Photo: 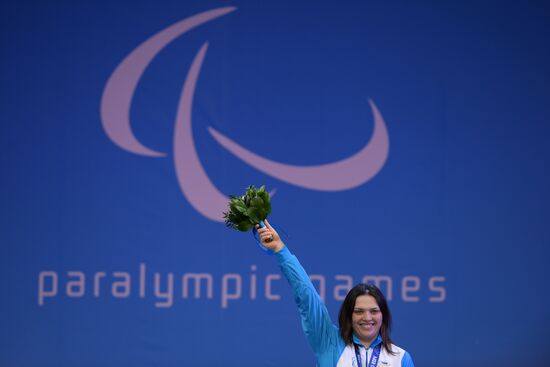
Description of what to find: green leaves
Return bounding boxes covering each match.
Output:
[223,185,272,232]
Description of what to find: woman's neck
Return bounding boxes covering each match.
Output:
[359,335,376,348]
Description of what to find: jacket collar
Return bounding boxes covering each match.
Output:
[352,333,382,349]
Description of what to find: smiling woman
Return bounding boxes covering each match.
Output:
[256,220,414,367]
[339,285,395,358]
[351,295,383,345]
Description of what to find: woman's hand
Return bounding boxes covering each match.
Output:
[256,219,285,253]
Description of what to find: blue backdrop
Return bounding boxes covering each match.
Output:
[1,1,549,366]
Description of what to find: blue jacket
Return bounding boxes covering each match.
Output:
[275,246,415,367]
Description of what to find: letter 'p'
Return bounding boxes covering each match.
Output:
[38,271,58,306]
[221,274,242,308]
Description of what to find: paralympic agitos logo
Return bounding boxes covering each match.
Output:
[100,7,390,222]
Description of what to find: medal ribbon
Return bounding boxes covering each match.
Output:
[354,343,381,367]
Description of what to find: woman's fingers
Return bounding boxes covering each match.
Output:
[255,225,272,243]
[255,221,279,245]
[254,220,284,253]
[258,227,274,243]
[263,219,278,239]
[260,231,273,243]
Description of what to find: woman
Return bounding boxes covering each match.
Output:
[257,220,415,367]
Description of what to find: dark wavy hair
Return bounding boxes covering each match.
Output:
[338,283,395,354]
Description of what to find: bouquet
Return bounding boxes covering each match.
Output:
[223,185,272,232]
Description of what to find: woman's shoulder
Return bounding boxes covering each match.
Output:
[381,344,407,360]
[382,344,414,367]
[389,343,407,354]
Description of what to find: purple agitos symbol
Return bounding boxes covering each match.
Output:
[100,7,390,222]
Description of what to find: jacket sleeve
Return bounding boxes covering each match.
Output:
[275,246,339,354]
[401,351,414,367]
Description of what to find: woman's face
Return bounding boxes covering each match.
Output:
[352,294,383,346]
